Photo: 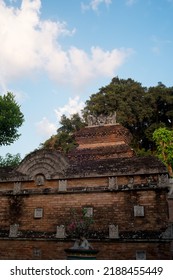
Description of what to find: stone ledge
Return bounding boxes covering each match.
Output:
[0,184,168,197]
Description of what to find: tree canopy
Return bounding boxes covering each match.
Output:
[153,127,173,177]
[0,92,24,146]
[0,153,22,167]
[42,113,85,153]
[42,77,173,162]
[83,77,173,151]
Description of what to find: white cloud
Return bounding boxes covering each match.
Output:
[81,0,112,11]
[0,0,131,90]
[64,46,132,88]
[55,96,85,121]
[35,117,57,137]
[36,96,84,137]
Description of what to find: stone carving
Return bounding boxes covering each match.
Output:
[34,208,43,218]
[158,174,169,187]
[71,236,93,250]
[58,180,67,191]
[13,182,21,194]
[9,224,19,238]
[35,174,45,186]
[109,224,119,239]
[134,205,144,217]
[56,225,66,238]
[87,112,116,127]
[136,251,146,260]
[108,177,117,189]
[87,115,97,126]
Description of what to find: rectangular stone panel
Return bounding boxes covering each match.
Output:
[56,225,65,238]
[9,224,19,238]
[136,250,146,260]
[58,180,67,191]
[109,224,119,239]
[13,182,21,194]
[159,174,169,187]
[108,177,118,190]
[34,208,43,218]
[33,248,42,257]
[134,205,144,217]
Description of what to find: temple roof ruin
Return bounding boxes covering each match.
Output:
[0,121,168,182]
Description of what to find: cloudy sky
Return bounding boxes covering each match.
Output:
[0,0,173,158]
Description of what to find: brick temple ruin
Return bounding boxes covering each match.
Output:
[0,113,172,259]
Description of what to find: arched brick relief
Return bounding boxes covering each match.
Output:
[16,149,69,179]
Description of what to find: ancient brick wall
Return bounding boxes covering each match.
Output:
[0,187,168,234]
[0,125,171,260]
[75,125,133,146]
[0,239,170,260]
[68,124,134,161]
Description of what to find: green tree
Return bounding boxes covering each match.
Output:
[0,153,22,167]
[145,83,173,142]
[0,92,24,145]
[83,77,173,152]
[42,77,173,155]
[83,77,152,150]
[42,113,85,153]
[153,127,173,176]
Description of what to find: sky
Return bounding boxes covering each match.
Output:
[0,0,173,159]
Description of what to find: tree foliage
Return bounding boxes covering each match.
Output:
[83,77,173,151]
[153,127,173,176]
[0,92,24,146]
[42,77,173,158]
[42,113,85,153]
[0,153,22,167]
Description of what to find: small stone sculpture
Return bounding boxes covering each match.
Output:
[87,112,116,126]
[71,236,93,250]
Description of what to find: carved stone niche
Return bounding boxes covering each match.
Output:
[56,225,66,238]
[109,224,119,239]
[134,205,144,217]
[35,174,45,186]
[58,180,67,192]
[9,224,19,238]
[13,182,21,194]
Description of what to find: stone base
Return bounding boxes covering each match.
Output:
[65,248,99,260]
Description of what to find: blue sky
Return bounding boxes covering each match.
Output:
[0,0,173,159]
